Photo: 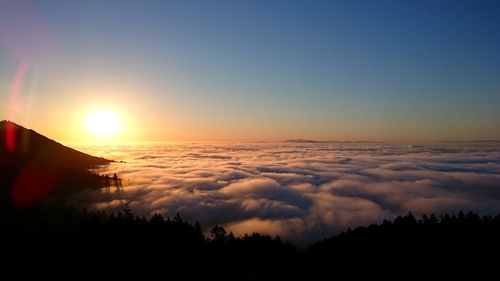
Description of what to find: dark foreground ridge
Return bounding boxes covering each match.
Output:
[0,120,110,168]
[2,205,499,279]
[0,121,112,207]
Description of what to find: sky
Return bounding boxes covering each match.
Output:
[1,0,499,142]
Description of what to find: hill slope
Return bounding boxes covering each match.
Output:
[0,120,110,169]
[0,121,111,207]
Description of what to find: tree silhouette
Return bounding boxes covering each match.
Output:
[122,204,134,221]
[210,225,227,242]
[150,212,165,225]
[2,203,499,278]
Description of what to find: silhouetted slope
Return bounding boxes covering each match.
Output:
[0,120,110,169]
[0,121,111,207]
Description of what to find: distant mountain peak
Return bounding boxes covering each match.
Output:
[284,139,321,143]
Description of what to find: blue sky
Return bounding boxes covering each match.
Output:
[1,0,499,141]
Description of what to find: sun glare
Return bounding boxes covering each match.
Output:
[85,110,122,137]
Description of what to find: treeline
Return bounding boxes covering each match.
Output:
[304,211,500,278]
[310,210,500,253]
[1,204,295,279]
[2,206,500,278]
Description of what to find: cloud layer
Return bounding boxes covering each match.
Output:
[73,142,500,244]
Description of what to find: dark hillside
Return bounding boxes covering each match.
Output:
[0,121,111,207]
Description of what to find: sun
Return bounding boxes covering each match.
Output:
[85,110,123,137]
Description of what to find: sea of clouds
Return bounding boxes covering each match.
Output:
[73,142,500,245]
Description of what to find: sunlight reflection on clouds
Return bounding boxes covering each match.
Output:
[74,142,500,244]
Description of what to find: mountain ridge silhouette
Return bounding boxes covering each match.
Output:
[0,120,112,207]
[0,120,110,169]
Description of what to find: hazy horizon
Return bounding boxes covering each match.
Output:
[5,119,500,145]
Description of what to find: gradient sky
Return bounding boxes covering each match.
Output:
[1,0,499,142]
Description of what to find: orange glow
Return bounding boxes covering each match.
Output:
[85,109,123,138]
